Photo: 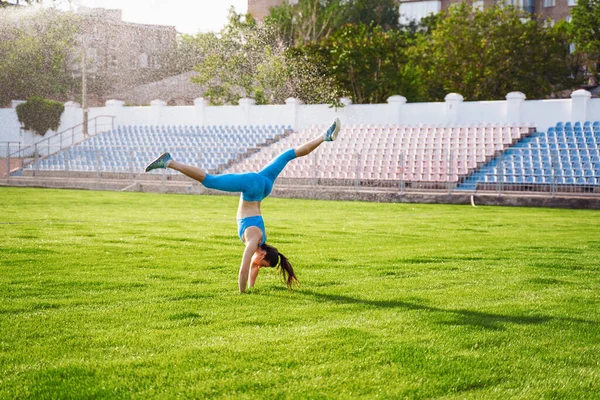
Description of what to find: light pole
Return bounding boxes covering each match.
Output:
[81,35,88,138]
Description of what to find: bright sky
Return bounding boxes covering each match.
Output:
[72,0,248,34]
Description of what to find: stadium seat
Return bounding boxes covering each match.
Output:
[26,124,291,174]
[455,122,600,190]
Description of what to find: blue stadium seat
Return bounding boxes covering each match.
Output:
[29,124,290,174]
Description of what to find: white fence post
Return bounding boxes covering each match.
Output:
[285,97,302,131]
[571,89,592,122]
[444,93,464,124]
[387,95,407,125]
[194,97,209,126]
[238,98,256,126]
[506,92,526,124]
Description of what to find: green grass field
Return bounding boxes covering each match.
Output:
[1,187,599,399]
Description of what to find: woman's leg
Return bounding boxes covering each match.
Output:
[146,153,258,195]
[294,135,325,158]
[168,160,207,183]
[168,133,327,190]
[258,118,341,182]
[295,117,341,157]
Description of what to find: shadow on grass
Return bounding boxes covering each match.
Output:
[296,289,597,331]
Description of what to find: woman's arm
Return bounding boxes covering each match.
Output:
[238,227,262,293]
[239,240,257,293]
[249,263,260,288]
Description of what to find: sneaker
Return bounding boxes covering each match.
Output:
[145,152,173,172]
[324,117,341,142]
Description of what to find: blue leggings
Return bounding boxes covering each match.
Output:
[202,149,297,201]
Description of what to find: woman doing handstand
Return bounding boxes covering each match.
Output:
[145,118,341,293]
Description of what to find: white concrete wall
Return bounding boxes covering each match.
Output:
[0,101,86,151]
[589,98,600,121]
[0,108,21,142]
[2,92,599,147]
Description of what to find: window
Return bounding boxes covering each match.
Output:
[473,0,484,11]
[502,0,534,13]
[543,0,555,7]
[567,15,573,23]
[569,43,576,54]
[139,53,148,68]
[149,55,160,69]
[86,47,97,61]
[568,0,577,5]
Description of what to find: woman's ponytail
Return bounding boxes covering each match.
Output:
[260,243,299,289]
[277,252,299,289]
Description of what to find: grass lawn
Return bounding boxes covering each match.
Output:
[1,187,599,399]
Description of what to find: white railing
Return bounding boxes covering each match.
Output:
[9,115,115,160]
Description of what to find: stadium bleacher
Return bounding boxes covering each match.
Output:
[21,120,600,194]
[225,123,531,186]
[25,124,290,174]
[459,121,600,191]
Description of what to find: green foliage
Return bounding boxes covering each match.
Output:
[0,7,79,107]
[343,0,400,30]
[297,24,424,103]
[190,1,580,105]
[16,96,64,136]
[192,7,342,105]
[158,33,208,77]
[570,0,600,76]
[1,187,600,397]
[191,11,275,105]
[265,0,400,46]
[264,0,346,46]
[409,4,574,101]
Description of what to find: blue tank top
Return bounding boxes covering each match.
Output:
[237,215,266,245]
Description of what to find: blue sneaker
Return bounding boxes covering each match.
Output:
[145,152,173,172]
[324,118,341,142]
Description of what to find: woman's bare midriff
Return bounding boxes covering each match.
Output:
[236,195,261,219]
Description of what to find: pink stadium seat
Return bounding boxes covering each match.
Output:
[221,122,531,185]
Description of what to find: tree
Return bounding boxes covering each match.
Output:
[191,8,342,105]
[343,0,400,31]
[265,0,401,46]
[157,34,209,77]
[570,0,600,79]
[0,7,80,106]
[409,3,574,101]
[297,23,424,103]
[265,0,346,46]
[16,96,64,136]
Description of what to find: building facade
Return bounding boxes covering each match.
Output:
[74,7,178,105]
[400,0,577,25]
[247,0,577,26]
[247,0,298,21]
